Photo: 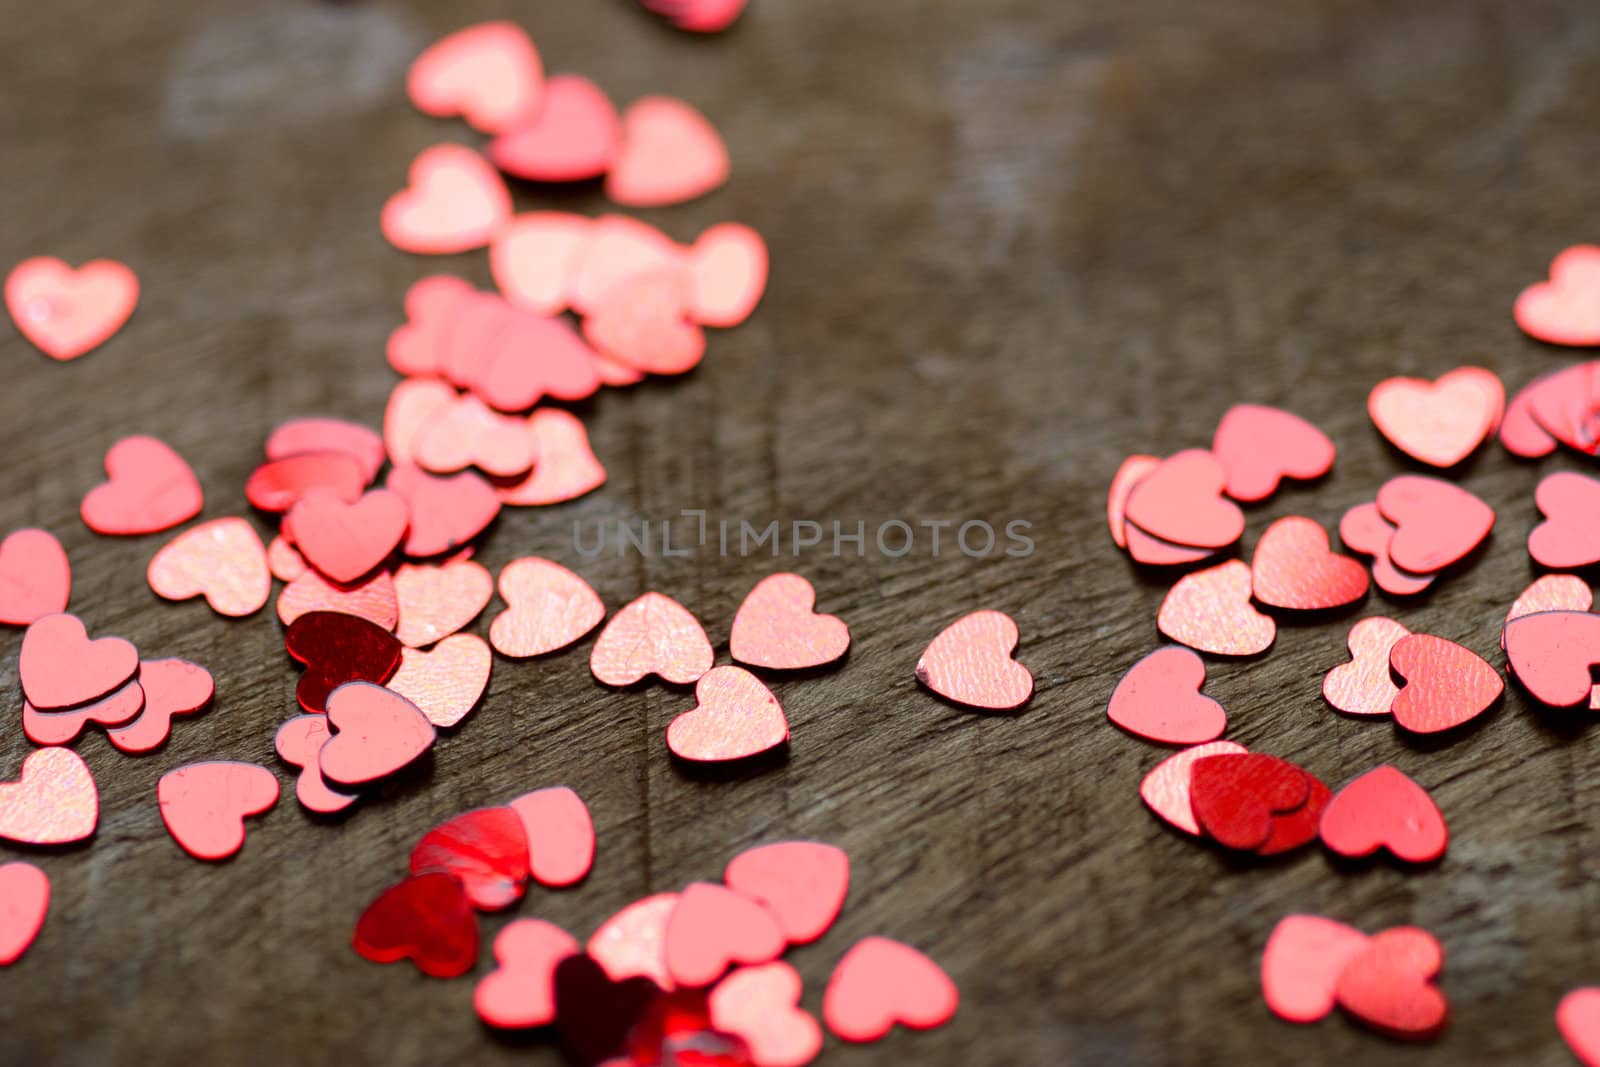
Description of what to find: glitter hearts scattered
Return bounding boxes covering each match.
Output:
[723,842,848,946]
[19,612,137,710]
[915,610,1033,710]
[5,256,138,361]
[489,557,605,658]
[1368,366,1503,467]
[590,592,713,687]
[1210,404,1334,503]
[1505,610,1600,709]
[729,573,849,672]
[382,144,512,255]
[353,871,479,979]
[823,937,958,1043]
[1139,740,1247,836]
[475,919,580,1028]
[320,682,435,787]
[1530,471,1600,569]
[1335,927,1449,1041]
[1323,617,1410,717]
[1376,475,1494,575]
[147,518,270,617]
[0,748,97,846]
[606,96,730,207]
[1189,752,1329,856]
[1249,515,1368,612]
[1261,915,1371,1024]
[1388,633,1502,734]
[407,21,543,134]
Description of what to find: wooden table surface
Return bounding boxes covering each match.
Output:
[3,0,1599,1064]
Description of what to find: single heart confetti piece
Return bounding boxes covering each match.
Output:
[1107,455,1160,549]
[414,394,537,477]
[267,535,307,582]
[1501,368,1568,458]
[321,681,436,786]
[588,892,678,989]
[439,290,516,388]
[80,436,203,535]
[474,313,603,412]
[23,680,144,746]
[1508,575,1592,627]
[266,418,385,483]
[509,786,595,887]
[407,21,542,133]
[387,634,491,729]
[606,95,730,207]
[489,75,618,182]
[490,557,606,657]
[1515,245,1600,346]
[1320,765,1447,864]
[1338,502,1435,597]
[1389,634,1502,733]
[1139,741,1248,836]
[496,409,609,506]
[1250,515,1369,612]
[663,882,785,987]
[1260,915,1371,1024]
[381,144,512,255]
[729,573,849,672]
[915,610,1033,710]
[5,257,138,360]
[591,592,713,687]
[285,611,402,712]
[1123,521,1216,567]
[1189,753,1311,852]
[1107,646,1226,745]
[553,954,662,1066]
[157,761,278,862]
[1560,988,1600,1067]
[490,213,593,315]
[709,962,822,1067]
[387,277,473,378]
[1528,363,1600,455]
[353,871,479,978]
[1368,367,1504,467]
[667,666,789,763]
[687,223,768,328]
[724,841,848,946]
[0,749,97,845]
[1505,610,1600,709]
[393,558,492,647]
[19,612,138,709]
[0,529,69,625]
[1323,617,1410,717]
[1334,927,1449,1041]
[276,567,399,632]
[409,806,529,910]
[1124,449,1244,549]
[475,919,580,1028]
[1211,404,1335,503]
[1530,471,1600,569]
[1157,561,1276,657]
[568,215,686,316]
[823,937,957,1043]
[385,380,458,473]
[287,488,409,584]
[645,0,749,33]
[0,863,49,966]
[274,715,359,814]
[386,464,501,557]
[245,452,366,513]
[148,517,271,617]
[583,268,706,376]
[1376,476,1495,575]
[105,659,213,754]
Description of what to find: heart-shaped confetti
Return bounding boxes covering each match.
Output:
[1123,523,1216,567]
[606,96,730,207]
[1334,926,1449,1041]
[274,715,359,815]
[1530,366,1600,455]
[386,464,501,557]
[496,409,609,506]
[1107,646,1227,745]
[642,0,749,33]
[147,517,271,617]
[157,761,279,862]
[23,679,144,746]
[490,213,592,315]
[569,215,686,316]
[588,892,678,989]
[382,144,512,255]
[1507,574,1592,627]
[387,277,472,378]
[407,21,543,134]
[1139,740,1248,836]
[591,592,713,687]
[489,74,617,182]
[1107,455,1160,549]
[276,567,399,632]
[1515,245,1600,346]
[265,417,385,483]
[353,871,479,978]
[268,536,306,581]
[1124,449,1244,549]
[20,612,138,710]
[709,962,822,1067]
[1389,633,1501,733]
[409,806,529,910]
[915,610,1033,710]
[1559,988,1600,1067]
[729,573,849,672]
[1338,502,1434,597]
[822,937,957,1043]
[509,786,595,887]
[392,558,492,648]
[1250,516,1369,612]
[1504,610,1600,709]
[1501,368,1570,458]
[80,435,203,535]
[284,611,402,713]
[0,862,49,966]
[688,223,768,328]
[1210,404,1335,503]
[1530,471,1600,569]
[414,394,536,477]
[583,268,706,376]
[1260,915,1371,1024]
[0,529,70,626]
[475,919,580,1028]
[476,315,602,414]
[439,290,515,387]
[5,257,138,360]
[724,841,849,946]
[663,882,785,988]
[245,452,366,513]
[667,666,789,763]
[0,748,98,845]
[1189,753,1310,852]
[1157,561,1276,657]
[553,954,662,1067]
[387,635,491,730]
[1319,765,1447,864]
[1376,476,1494,575]
[1322,617,1410,717]
[101,659,212,754]
[490,556,606,657]
[287,488,408,584]
[320,681,436,787]
[1368,367,1504,467]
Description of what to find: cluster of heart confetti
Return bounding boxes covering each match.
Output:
[1262,915,1449,1041]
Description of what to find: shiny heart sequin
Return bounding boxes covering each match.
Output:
[0,748,98,845]
[490,75,617,182]
[1507,574,1592,627]
[1210,404,1335,503]
[729,573,849,672]
[1504,610,1600,708]
[490,556,606,657]
[709,962,821,1067]
[80,436,203,535]
[496,409,608,506]
[1334,927,1449,1041]
[1530,471,1600,569]
[0,862,49,966]
[591,592,713,686]
[1139,740,1248,836]
[475,919,580,1028]
[583,268,706,376]
[285,611,402,712]
[414,394,536,477]
[1501,367,1569,458]
[274,715,358,814]
[268,536,307,581]
[1368,367,1504,467]
[408,21,543,134]
[1320,765,1447,864]
[1124,449,1244,549]
[589,892,678,989]
[1107,646,1226,745]
[382,144,512,255]
[667,667,789,763]
[490,213,592,315]
[276,567,399,632]
[1515,245,1600,346]
[386,464,501,557]
[393,558,492,648]
[19,612,138,709]
[1190,753,1311,852]
[1122,522,1215,567]
[688,223,768,328]
[287,488,408,584]
[823,937,957,1043]
[321,681,436,786]
[915,610,1033,710]
[509,786,595,887]
[723,841,848,946]
[1157,560,1276,657]
[1260,915,1371,1024]
[157,761,279,862]
[1560,988,1600,1067]
[265,417,385,483]
[409,806,529,910]
[1389,634,1502,733]
[1376,476,1494,575]
[5,257,138,360]
[475,313,602,412]
[105,659,212,754]
[553,954,662,1066]
[1323,617,1410,717]
[663,882,785,987]
[606,96,730,207]
[23,679,144,746]
[0,529,70,625]
[353,871,479,978]
[1107,455,1161,551]
[1250,515,1368,612]
[1338,502,1434,597]
[387,277,472,378]
[245,452,366,513]
[387,634,491,730]
[147,517,271,617]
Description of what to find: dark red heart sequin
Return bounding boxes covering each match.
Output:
[352,871,479,978]
[553,953,662,1066]
[284,611,402,713]
[409,806,530,911]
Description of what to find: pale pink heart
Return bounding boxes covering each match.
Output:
[5,257,138,360]
[384,378,458,468]
[568,215,686,315]
[386,635,491,729]
[687,223,768,327]
[407,21,543,133]
[488,75,618,183]
[590,592,713,686]
[381,144,512,255]
[729,572,849,671]
[1515,245,1600,346]
[495,409,607,507]
[915,610,1033,710]
[394,558,492,647]
[490,213,593,315]
[147,518,270,617]
[0,748,98,845]
[320,681,437,786]
[489,556,606,658]
[1139,741,1248,836]
[606,96,730,207]
[387,275,474,378]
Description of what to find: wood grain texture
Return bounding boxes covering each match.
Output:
[1,0,1599,1064]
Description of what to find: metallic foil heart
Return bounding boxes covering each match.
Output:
[663,882,785,988]
[1323,617,1410,717]
[0,528,69,626]
[157,761,279,861]
[5,257,138,361]
[709,962,821,1067]
[1124,449,1244,549]
[490,556,606,657]
[407,21,543,134]
[19,612,138,709]
[23,679,144,746]
[284,611,402,713]
[474,312,602,412]
[509,786,595,887]
[1261,915,1370,1024]
[687,222,768,328]
[1334,927,1449,1041]
[1250,515,1368,612]
[589,893,678,989]
[495,409,608,506]
[394,558,492,647]
[148,518,270,618]
[1376,476,1494,575]
[1368,367,1503,467]
[1139,741,1248,836]
[1189,753,1311,852]
[591,592,713,686]
[80,435,202,535]
[1107,646,1226,745]
[1338,502,1434,597]
[0,862,49,966]
[490,212,592,315]
[0,748,97,845]
[1507,574,1592,626]
[353,871,479,978]
[667,666,789,763]
[583,267,706,376]
[274,715,359,814]
[265,417,384,483]
[104,659,212,754]
[1210,404,1334,503]
[381,144,512,255]
[475,919,580,1028]
[414,394,536,477]
[267,536,307,582]
[729,573,849,672]
[489,75,617,182]
[606,95,730,208]
[1515,245,1600,346]
[287,488,408,584]
[915,610,1033,710]
[245,452,365,513]
[1389,634,1502,733]
[1530,471,1600,569]
[387,635,491,729]
[553,954,662,1066]
[1319,765,1447,864]
[822,937,957,1043]
[1157,561,1275,657]
[320,681,436,787]
[383,378,457,465]
[1106,455,1159,549]
[277,567,399,632]
[386,464,501,557]
[409,806,529,910]
[723,841,848,946]
[1504,610,1600,709]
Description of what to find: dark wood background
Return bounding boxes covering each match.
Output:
[3,0,1599,1064]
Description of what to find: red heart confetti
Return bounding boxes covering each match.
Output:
[1334,926,1449,1041]
[606,95,730,207]
[1189,753,1312,852]
[1530,471,1600,569]
[387,635,491,730]
[407,21,543,134]
[591,591,714,687]
[80,435,203,535]
[1389,633,1502,733]
[387,278,472,377]
[1515,245,1600,346]
[245,452,366,513]
[5,256,138,361]
[723,841,848,946]
[157,761,279,862]
[495,409,609,506]
[708,962,822,1067]
[729,573,849,672]
[1139,740,1247,836]
[0,529,69,626]
[1376,475,1494,575]
[287,488,408,584]
[1507,574,1592,627]
[1368,366,1504,467]
[1260,914,1371,1024]
[0,862,49,966]
[1504,610,1600,709]
[19,612,138,710]
[1107,646,1227,745]
[641,0,749,34]
[1500,367,1569,458]
[490,556,606,658]
[274,715,358,815]
[102,659,212,754]
[386,464,501,557]
[1526,364,1600,456]
[1124,449,1244,549]
[414,394,536,477]
[588,892,678,989]
[490,213,592,315]
[475,918,580,1029]
[265,417,385,484]
[474,312,602,412]
[276,566,399,632]
[509,786,595,888]
[823,937,957,1043]
[22,679,144,747]
[667,667,789,764]
[553,953,663,1067]
[381,144,512,255]
[353,871,479,979]
[1210,404,1335,503]
[1250,515,1369,612]
[1319,765,1447,864]
[915,609,1033,710]
[1107,455,1159,549]
[1157,560,1276,657]
[284,612,402,713]
[1338,502,1435,597]
[1559,988,1600,1067]
[266,535,307,582]
[663,882,785,988]
[320,681,436,787]
[1322,617,1410,717]
[489,75,618,182]
[147,517,271,617]
[409,806,529,910]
